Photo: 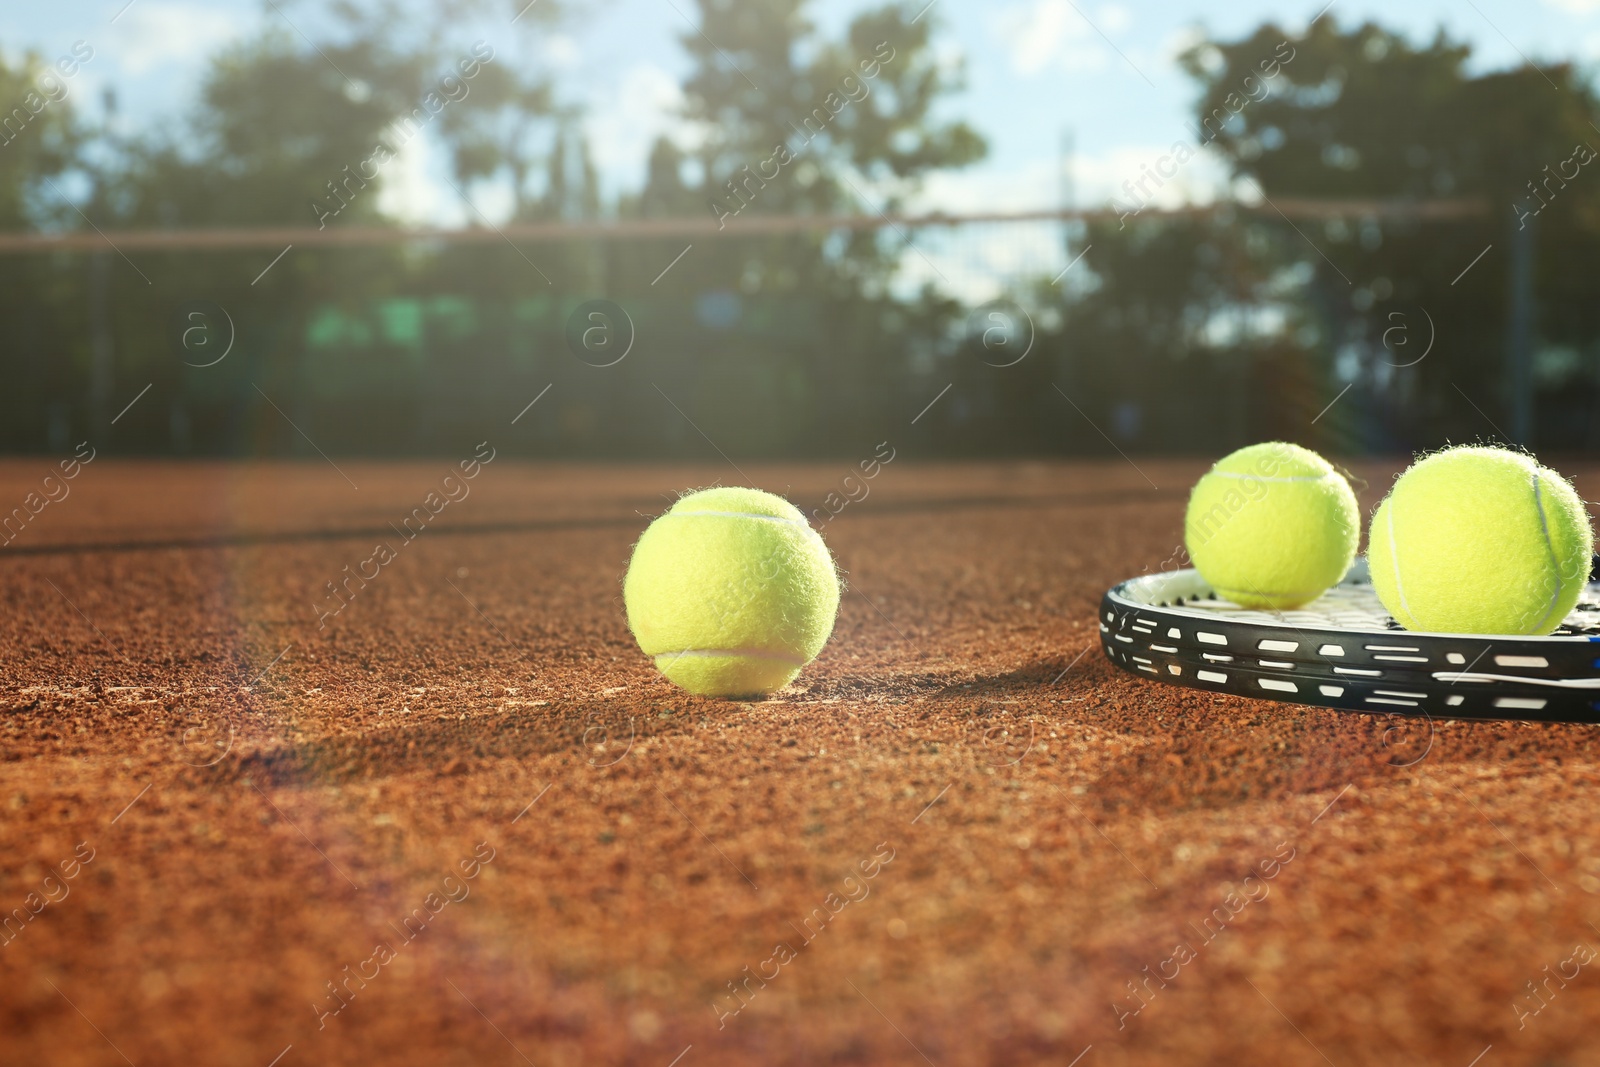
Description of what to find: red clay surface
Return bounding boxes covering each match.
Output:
[2,457,1599,1067]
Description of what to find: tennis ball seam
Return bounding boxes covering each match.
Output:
[654,648,807,665]
[669,510,807,525]
[1384,502,1418,627]
[1528,472,1567,635]
[1205,472,1342,485]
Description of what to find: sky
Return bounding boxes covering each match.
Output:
[3,0,1598,233]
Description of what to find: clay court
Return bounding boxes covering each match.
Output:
[0,457,1595,1067]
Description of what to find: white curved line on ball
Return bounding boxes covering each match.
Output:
[1205,472,1339,483]
[668,510,807,524]
[654,648,807,666]
[1528,471,1567,636]
[1385,502,1417,628]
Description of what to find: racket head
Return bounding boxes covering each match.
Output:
[1100,558,1600,724]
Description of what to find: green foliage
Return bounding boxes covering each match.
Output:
[0,49,84,228]
[1182,19,1599,205]
[672,0,985,218]
[435,61,555,213]
[1179,17,1600,449]
[4,5,1598,457]
[117,29,428,228]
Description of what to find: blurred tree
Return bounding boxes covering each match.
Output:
[1182,20,1596,206]
[630,137,698,218]
[0,51,82,227]
[435,63,556,217]
[536,122,601,221]
[1181,18,1600,450]
[324,0,565,220]
[109,0,566,228]
[0,50,90,449]
[88,0,565,456]
[114,29,426,228]
[622,0,987,452]
[671,0,984,220]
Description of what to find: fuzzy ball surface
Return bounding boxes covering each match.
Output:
[1368,446,1594,634]
[1184,442,1360,609]
[623,487,841,698]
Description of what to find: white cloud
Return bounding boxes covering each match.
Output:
[1545,0,1600,13]
[377,126,484,227]
[892,228,1063,304]
[112,3,242,76]
[915,159,1061,214]
[544,34,581,70]
[1099,4,1133,35]
[995,0,1077,75]
[1159,25,1208,65]
[912,140,1233,222]
[992,0,1136,76]
[586,62,689,194]
[891,141,1237,301]
[311,58,688,228]
[63,69,106,117]
[1075,141,1233,211]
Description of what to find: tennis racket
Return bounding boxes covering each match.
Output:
[1100,557,1600,723]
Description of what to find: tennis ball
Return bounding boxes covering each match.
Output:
[1368,446,1594,634]
[624,487,841,698]
[1184,441,1360,609]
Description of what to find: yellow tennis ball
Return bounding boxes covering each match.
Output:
[1184,441,1360,609]
[1368,446,1594,634]
[623,487,841,698]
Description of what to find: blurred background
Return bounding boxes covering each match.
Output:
[0,0,1596,460]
